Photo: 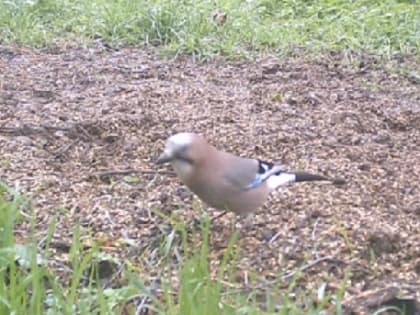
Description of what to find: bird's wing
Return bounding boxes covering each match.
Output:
[220,153,260,190]
[221,154,286,190]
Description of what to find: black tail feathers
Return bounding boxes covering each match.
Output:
[294,172,345,185]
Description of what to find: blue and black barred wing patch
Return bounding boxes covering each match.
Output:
[246,159,284,189]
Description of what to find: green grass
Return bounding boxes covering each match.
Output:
[0,181,349,314]
[0,182,137,315]
[0,0,419,58]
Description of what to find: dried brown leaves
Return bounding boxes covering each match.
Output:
[1,45,419,312]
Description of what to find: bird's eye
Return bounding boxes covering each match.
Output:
[173,147,194,164]
[177,155,194,164]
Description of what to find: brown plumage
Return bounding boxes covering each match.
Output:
[156,132,344,215]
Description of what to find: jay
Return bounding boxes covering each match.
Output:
[156,132,344,216]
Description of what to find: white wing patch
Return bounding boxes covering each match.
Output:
[266,173,296,190]
[245,162,289,190]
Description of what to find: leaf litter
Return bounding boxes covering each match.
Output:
[0,44,419,313]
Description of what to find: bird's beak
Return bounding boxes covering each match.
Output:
[156,150,173,164]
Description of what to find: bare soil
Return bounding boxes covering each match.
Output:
[1,44,419,313]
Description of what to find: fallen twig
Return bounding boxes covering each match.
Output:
[341,286,411,314]
[135,296,150,315]
[221,256,343,297]
[52,138,80,158]
[281,256,337,281]
[89,169,175,179]
[210,210,228,223]
[311,217,320,259]
[0,124,72,136]
[0,123,97,141]
[268,231,282,244]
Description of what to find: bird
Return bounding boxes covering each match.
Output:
[156,132,344,216]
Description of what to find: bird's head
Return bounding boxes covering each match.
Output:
[156,132,204,165]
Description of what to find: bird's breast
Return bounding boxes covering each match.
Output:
[171,159,194,181]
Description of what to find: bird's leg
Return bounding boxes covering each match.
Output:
[191,198,211,229]
[210,210,228,223]
[193,202,228,232]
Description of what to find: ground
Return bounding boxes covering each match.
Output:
[0,44,419,313]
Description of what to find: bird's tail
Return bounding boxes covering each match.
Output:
[266,171,345,191]
[294,172,345,185]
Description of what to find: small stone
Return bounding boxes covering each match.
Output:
[15,136,32,146]
[310,209,322,218]
[262,62,281,75]
[358,163,371,171]
[367,230,401,256]
[373,132,391,144]
[415,260,420,275]
[102,133,119,143]
[261,230,276,242]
